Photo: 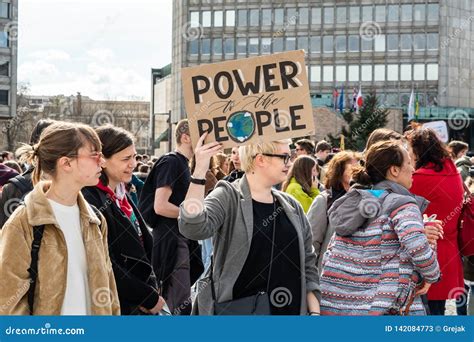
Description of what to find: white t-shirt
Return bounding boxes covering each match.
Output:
[47,199,91,315]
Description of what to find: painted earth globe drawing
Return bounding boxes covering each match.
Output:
[226,110,256,143]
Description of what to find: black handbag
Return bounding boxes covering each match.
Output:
[212,197,277,315]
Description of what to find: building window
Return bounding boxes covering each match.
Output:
[427,33,438,50]
[286,37,296,50]
[427,4,439,21]
[413,34,426,51]
[261,38,272,54]
[310,36,321,53]
[323,36,333,53]
[387,34,399,51]
[401,93,411,107]
[349,7,360,23]
[214,11,223,27]
[0,3,9,19]
[400,64,412,81]
[387,64,398,81]
[310,66,321,82]
[361,65,372,81]
[190,11,199,25]
[348,65,359,82]
[238,9,247,26]
[336,7,346,24]
[274,37,284,52]
[336,36,346,52]
[401,5,412,22]
[249,38,259,54]
[348,35,359,52]
[202,38,212,55]
[387,5,399,22]
[237,37,246,54]
[249,9,259,26]
[287,8,297,25]
[323,65,334,82]
[297,36,308,51]
[202,11,211,27]
[299,7,309,25]
[0,90,8,105]
[213,38,222,55]
[336,65,346,82]
[414,64,425,80]
[312,8,321,25]
[375,5,385,22]
[427,64,438,80]
[400,34,412,51]
[374,65,385,81]
[226,10,235,26]
[361,39,373,52]
[275,8,284,25]
[362,6,373,22]
[224,38,234,55]
[374,35,385,52]
[323,7,334,25]
[261,9,272,26]
[414,4,425,22]
[189,40,198,55]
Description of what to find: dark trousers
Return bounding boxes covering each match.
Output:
[428,300,446,315]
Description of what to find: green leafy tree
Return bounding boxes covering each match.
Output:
[328,93,388,151]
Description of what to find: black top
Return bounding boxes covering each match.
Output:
[139,151,190,229]
[233,199,301,315]
[82,186,158,315]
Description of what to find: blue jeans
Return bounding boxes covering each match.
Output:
[200,238,213,274]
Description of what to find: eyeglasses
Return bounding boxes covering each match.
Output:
[70,152,104,164]
[257,153,291,165]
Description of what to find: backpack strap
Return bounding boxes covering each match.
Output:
[8,175,33,194]
[27,224,45,315]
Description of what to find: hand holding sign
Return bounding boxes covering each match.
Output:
[193,132,223,178]
[182,50,315,149]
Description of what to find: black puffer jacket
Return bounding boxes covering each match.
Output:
[82,186,159,315]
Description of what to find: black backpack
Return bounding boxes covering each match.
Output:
[27,205,102,314]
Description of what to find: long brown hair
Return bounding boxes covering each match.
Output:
[324,151,357,191]
[25,122,101,185]
[282,155,317,195]
[352,140,405,186]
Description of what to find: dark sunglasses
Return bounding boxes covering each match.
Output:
[256,153,291,165]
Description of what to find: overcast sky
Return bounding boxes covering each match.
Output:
[18,0,172,100]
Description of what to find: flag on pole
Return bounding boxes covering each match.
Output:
[338,86,345,112]
[408,89,415,121]
[333,87,339,110]
[351,87,357,111]
[355,86,363,113]
[415,92,420,119]
[340,135,345,151]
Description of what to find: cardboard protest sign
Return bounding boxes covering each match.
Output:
[181,50,315,148]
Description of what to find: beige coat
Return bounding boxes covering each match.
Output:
[0,181,120,315]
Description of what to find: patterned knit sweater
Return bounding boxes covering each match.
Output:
[320,180,441,315]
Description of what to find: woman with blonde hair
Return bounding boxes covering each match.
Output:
[0,121,119,315]
[179,133,321,315]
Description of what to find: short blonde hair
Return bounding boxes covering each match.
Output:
[239,139,291,173]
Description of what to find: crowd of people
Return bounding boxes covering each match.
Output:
[0,117,473,316]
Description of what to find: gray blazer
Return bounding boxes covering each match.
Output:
[178,175,321,315]
[307,191,332,272]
